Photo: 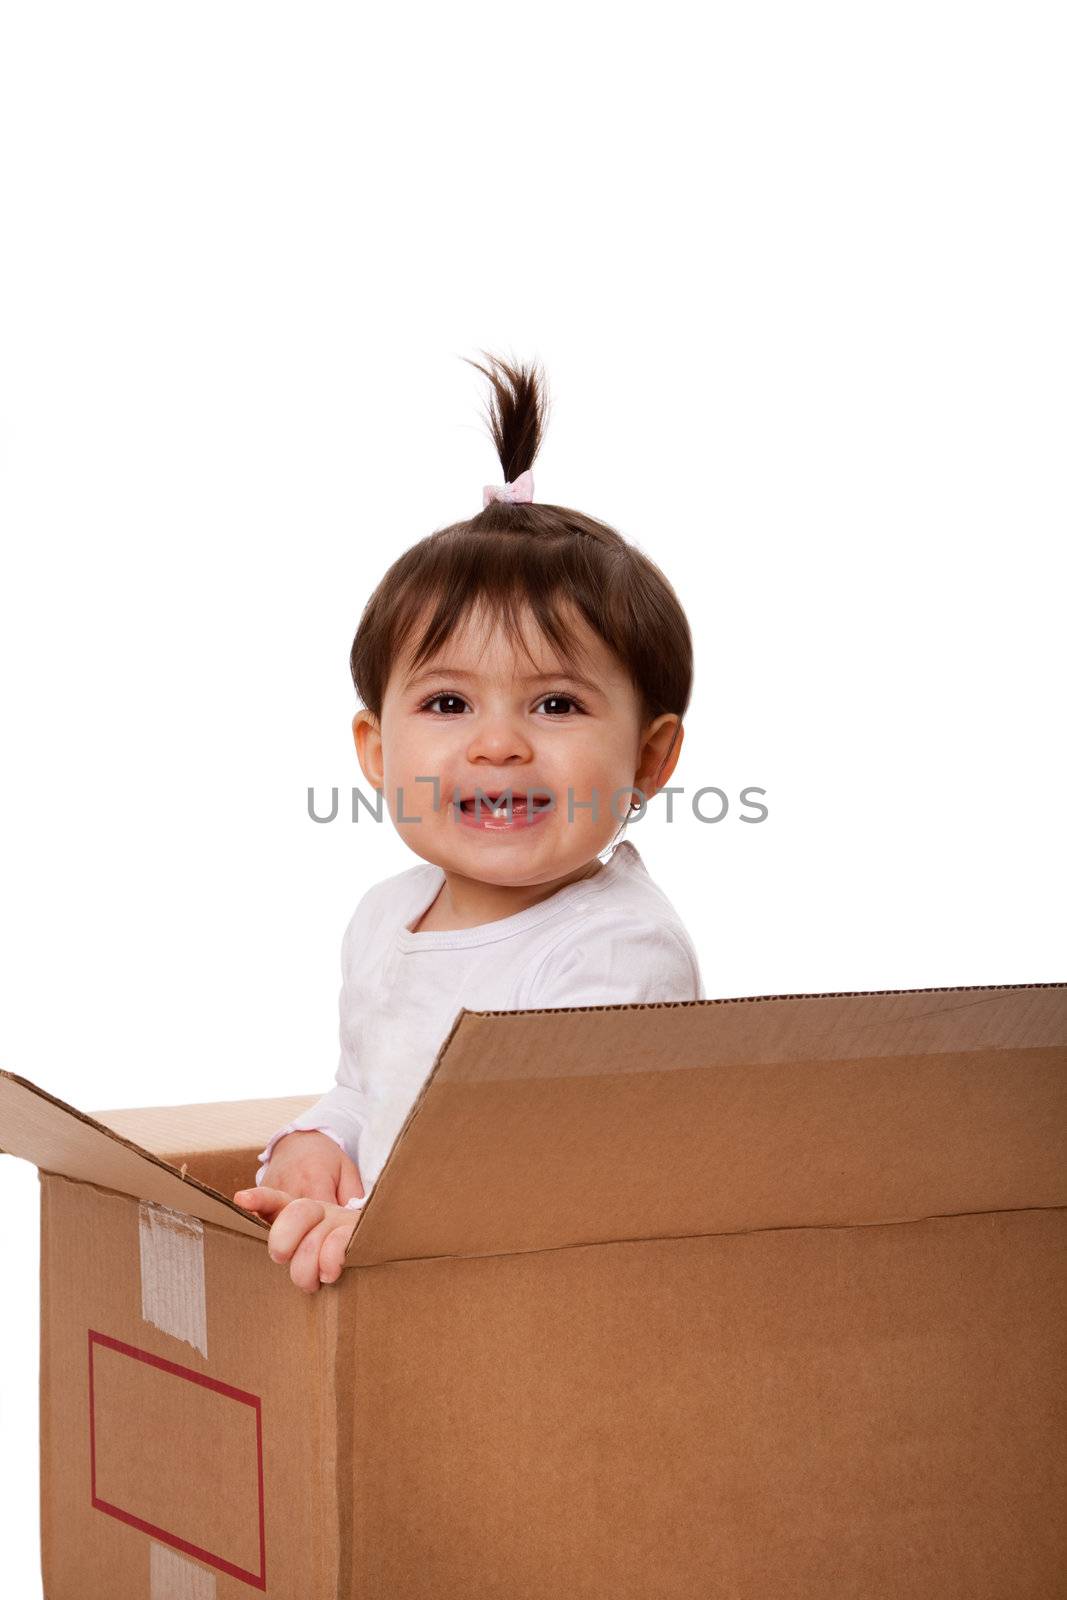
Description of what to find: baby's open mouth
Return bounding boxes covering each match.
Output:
[457,789,554,816]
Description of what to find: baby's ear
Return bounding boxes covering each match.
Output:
[352,709,384,787]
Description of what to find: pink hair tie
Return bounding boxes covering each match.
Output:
[482,468,534,508]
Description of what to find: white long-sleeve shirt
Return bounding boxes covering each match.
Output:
[255,839,703,1209]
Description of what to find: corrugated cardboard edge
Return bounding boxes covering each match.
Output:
[472,977,1067,1014]
[0,1069,269,1238]
[341,979,1067,1265]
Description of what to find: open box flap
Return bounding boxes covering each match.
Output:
[0,1070,273,1239]
[345,981,1067,1267]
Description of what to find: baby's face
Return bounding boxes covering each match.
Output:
[354,603,680,888]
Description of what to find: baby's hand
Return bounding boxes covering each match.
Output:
[232,1185,356,1294]
[255,1129,365,1207]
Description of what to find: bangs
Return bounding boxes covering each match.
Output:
[399,581,599,688]
[350,502,691,731]
[368,520,608,699]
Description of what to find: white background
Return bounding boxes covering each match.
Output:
[1,3,1064,1590]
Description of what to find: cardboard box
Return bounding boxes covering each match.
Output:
[2,981,1066,1599]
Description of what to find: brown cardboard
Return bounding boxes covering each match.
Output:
[344,983,1067,1265]
[0,1075,319,1240]
[4,980,1066,1598]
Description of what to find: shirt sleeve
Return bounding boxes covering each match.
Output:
[254,908,373,1188]
[525,918,703,1010]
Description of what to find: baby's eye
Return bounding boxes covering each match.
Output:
[418,692,470,715]
[536,693,586,716]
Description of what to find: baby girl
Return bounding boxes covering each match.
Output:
[234,351,703,1291]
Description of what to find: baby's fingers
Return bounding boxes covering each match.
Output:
[266,1197,326,1268]
[317,1219,357,1286]
[233,1185,296,1222]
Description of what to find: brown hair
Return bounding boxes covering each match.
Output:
[350,351,693,795]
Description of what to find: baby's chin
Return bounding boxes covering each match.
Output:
[438,840,604,887]
[393,811,610,879]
